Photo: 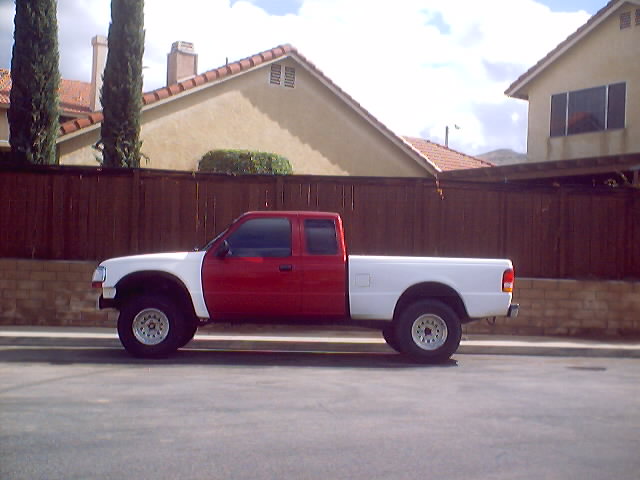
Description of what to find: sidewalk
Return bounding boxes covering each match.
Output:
[1,325,639,358]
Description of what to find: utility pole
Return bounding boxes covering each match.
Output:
[445,124,460,148]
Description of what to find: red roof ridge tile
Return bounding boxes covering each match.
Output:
[58,43,298,136]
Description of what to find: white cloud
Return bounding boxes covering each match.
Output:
[0,0,591,155]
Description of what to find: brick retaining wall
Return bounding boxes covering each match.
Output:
[1,259,639,337]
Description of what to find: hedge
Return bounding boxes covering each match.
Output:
[198,149,293,175]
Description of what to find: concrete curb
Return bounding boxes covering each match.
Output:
[1,326,639,358]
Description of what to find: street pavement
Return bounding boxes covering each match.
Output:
[1,325,639,358]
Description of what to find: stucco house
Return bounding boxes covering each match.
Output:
[506,0,640,164]
[60,41,493,176]
[57,43,439,177]
[2,39,490,176]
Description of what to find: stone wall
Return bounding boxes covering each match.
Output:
[1,258,639,337]
[464,278,640,337]
[0,258,115,326]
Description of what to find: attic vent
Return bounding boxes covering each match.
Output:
[620,11,631,29]
[270,64,282,85]
[284,66,296,88]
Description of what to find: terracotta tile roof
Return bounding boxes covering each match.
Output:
[402,136,494,171]
[55,44,438,174]
[505,0,634,99]
[59,45,297,136]
[0,68,92,114]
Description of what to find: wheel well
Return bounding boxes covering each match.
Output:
[114,271,197,322]
[393,282,470,323]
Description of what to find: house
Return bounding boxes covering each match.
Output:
[505,0,640,164]
[55,41,494,177]
[57,42,438,177]
[2,39,491,176]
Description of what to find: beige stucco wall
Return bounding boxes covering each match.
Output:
[0,108,8,142]
[60,59,430,177]
[525,3,640,162]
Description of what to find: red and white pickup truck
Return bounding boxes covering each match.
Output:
[92,211,518,362]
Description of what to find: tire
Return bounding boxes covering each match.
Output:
[394,300,462,363]
[117,294,186,358]
[382,326,402,353]
[177,319,198,349]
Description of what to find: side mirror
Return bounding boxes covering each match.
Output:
[216,240,231,259]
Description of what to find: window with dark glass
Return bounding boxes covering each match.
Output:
[549,83,626,137]
[226,218,291,257]
[607,82,626,129]
[304,219,338,255]
[550,93,567,137]
[567,86,606,135]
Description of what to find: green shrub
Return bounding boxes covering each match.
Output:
[198,149,293,175]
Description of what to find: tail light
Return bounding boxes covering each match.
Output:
[502,268,515,293]
[91,266,106,288]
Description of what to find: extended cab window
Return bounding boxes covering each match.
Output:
[304,219,338,255]
[227,218,291,257]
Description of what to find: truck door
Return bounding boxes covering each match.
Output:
[300,218,347,317]
[202,216,302,318]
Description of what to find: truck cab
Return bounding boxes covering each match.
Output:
[202,211,348,320]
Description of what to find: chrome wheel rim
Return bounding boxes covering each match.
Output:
[411,314,448,351]
[132,308,170,346]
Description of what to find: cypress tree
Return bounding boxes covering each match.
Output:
[99,0,144,168]
[8,0,60,165]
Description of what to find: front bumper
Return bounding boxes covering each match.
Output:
[507,304,520,318]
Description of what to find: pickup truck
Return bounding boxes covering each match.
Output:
[92,210,518,362]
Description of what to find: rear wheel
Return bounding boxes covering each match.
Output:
[117,295,186,358]
[394,300,462,363]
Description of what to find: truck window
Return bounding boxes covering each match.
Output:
[227,218,291,257]
[304,219,338,255]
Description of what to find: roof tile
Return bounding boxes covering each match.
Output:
[403,136,494,171]
[1,68,92,114]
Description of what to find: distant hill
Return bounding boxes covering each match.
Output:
[478,149,527,166]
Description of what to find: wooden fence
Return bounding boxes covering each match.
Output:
[1,164,638,280]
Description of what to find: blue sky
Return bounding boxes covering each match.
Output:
[0,0,604,155]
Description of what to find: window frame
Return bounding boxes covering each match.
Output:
[549,82,626,137]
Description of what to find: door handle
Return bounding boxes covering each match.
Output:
[279,264,293,272]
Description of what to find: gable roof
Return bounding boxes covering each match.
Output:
[505,0,640,99]
[0,68,92,115]
[402,136,494,171]
[57,44,440,176]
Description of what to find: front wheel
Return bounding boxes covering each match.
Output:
[117,295,186,358]
[394,300,462,363]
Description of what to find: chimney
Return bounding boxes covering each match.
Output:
[167,41,198,86]
[90,35,108,111]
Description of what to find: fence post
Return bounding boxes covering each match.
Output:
[130,169,140,254]
[275,176,284,210]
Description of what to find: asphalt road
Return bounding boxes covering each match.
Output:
[1,346,639,480]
